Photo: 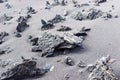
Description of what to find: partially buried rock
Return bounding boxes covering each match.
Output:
[16,21,29,32]
[0,58,50,80]
[57,25,72,32]
[65,57,75,66]
[71,8,103,20]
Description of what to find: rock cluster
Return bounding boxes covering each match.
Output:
[30,27,90,57]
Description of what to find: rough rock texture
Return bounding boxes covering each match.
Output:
[88,56,117,80]
[48,15,65,24]
[41,19,54,30]
[0,58,49,80]
[16,21,29,32]
[71,8,103,20]
[31,27,90,57]
[32,32,64,57]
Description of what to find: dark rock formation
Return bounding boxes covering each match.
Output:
[48,15,65,24]
[0,58,49,80]
[16,21,29,32]
[27,7,37,14]
[30,27,90,57]
[57,25,72,32]
[71,9,103,20]
[41,19,54,30]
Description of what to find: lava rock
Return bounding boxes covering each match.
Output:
[48,15,65,24]
[16,21,29,32]
[0,59,49,80]
[41,19,54,30]
[71,9,103,20]
[27,7,37,14]
[32,32,64,57]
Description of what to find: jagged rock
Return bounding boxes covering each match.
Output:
[88,56,117,80]
[48,15,65,24]
[0,58,49,80]
[41,19,54,30]
[71,9,103,20]
[65,57,75,66]
[17,15,31,23]
[87,9,103,20]
[57,25,72,32]
[41,15,65,30]
[16,21,29,32]
[57,33,83,49]
[31,27,90,57]
[32,32,64,57]
[27,7,36,14]
[0,32,9,44]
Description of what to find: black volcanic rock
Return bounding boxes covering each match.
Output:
[16,21,29,32]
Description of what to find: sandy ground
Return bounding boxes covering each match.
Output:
[0,0,120,80]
